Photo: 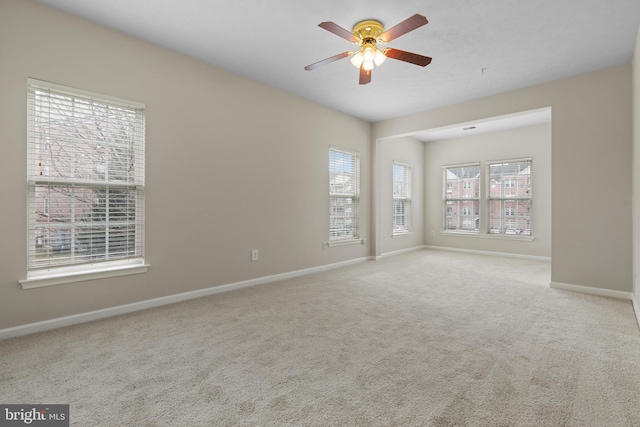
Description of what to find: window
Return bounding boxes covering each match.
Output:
[444,164,480,232]
[488,160,532,235]
[329,148,360,241]
[392,162,412,234]
[25,79,146,286]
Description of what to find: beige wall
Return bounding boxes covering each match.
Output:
[374,64,633,293]
[377,137,425,255]
[423,124,551,258]
[0,0,371,329]
[633,23,640,313]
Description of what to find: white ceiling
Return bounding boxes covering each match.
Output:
[35,0,640,123]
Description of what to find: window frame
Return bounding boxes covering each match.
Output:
[328,147,360,245]
[392,161,412,236]
[21,79,149,289]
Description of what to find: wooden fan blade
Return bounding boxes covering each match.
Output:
[304,52,351,71]
[379,14,428,43]
[384,48,432,67]
[359,66,371,85]
[318,22,359,43]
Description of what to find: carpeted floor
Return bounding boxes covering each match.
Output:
[1,249,639,426]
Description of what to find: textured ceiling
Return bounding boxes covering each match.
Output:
[35,0,640,123]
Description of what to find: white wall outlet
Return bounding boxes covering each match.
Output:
[431,230,435,236]
[251,249,259,261]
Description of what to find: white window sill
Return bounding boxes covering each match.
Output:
[392,231,413,238]
[440,231,535,242]
[20,258,150,289]
[326,238,365,248]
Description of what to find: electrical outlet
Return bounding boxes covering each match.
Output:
[251,249,259,261]
[431,230,435,236]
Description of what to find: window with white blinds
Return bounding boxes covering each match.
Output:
[329,148,360,241]
[27,79,145,273]
[488,160,532,235]
[444,163,480,232]
[392,161,411,234]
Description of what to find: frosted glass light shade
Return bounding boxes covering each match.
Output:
[350,51,364,68]
[374,49,386,66]
[363,46,375,62]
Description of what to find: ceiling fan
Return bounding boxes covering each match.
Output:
[304,14,432,85]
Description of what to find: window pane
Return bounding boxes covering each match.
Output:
[29,185,141,268]
[393,163,410,198]
[489,199,532,235]
[489,161,531,198]
[393,200,410,232]
[329,196,357,239]
[444,200,480,232]
[32,92,143,185]
[445,165,480,200]
[329,150,358,196]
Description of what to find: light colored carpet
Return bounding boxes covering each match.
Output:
[1,249,639,426]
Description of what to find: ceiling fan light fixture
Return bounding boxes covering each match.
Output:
[363,45,375,62]
[355,42,385,69]
[373,49,386,66]
[350,51,364,68]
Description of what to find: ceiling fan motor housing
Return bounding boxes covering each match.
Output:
[352,20,385,42]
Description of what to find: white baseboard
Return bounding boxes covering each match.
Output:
[0,256,372,340]
[423,245,551,262]
[633,298,640,331]
[380,245,426,258]
[550,281,633,300]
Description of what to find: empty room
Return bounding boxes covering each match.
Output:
[1,0,640,425]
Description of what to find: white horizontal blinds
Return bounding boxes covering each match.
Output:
[27,80,145,269]
[488,160,532,235]
[444,163,480,232]
[393,162,411,233]
[329,148,360,240]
